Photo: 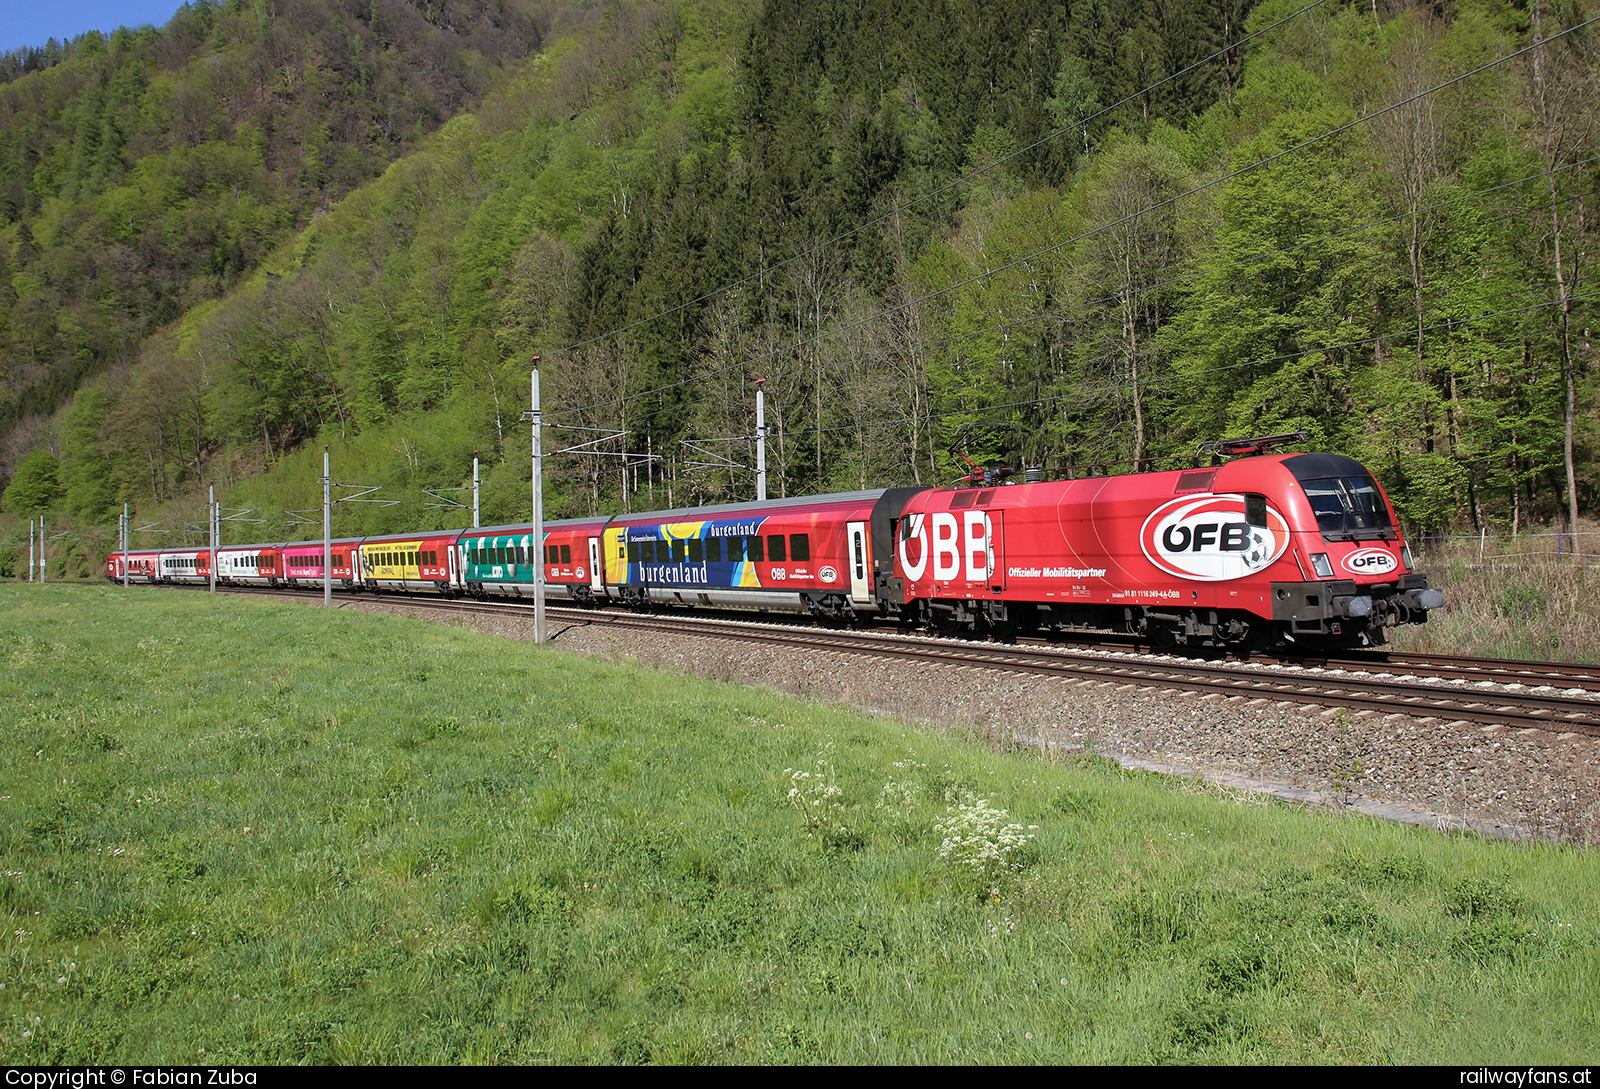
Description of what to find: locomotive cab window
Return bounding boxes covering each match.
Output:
[1300,476,1394,539]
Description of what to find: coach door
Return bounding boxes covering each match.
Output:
[847,521,871,605]
[588,537,603,593]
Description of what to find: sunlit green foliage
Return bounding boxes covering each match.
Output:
[3,0,1597,561]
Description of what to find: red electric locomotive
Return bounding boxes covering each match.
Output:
[883,435,1439,648]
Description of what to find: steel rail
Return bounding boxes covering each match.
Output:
[164,584,1600,736]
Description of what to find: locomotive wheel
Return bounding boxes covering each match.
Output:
[1147,623,1178,650]
[986,617,1018,644]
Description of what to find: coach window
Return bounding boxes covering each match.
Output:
[671,539,686,563]
[560,545,572,564]
[547,544,559,564]
[747,536,765,563]
[790,534,810,562]
[768,535,786,562]
[688,539,703,563]
[705,538,721,562]
[627,542,641,563]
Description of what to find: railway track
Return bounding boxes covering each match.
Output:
[203,584,1600,738]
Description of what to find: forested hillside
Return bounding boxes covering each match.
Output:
[2,0,1597,572]
[0,0,541,480]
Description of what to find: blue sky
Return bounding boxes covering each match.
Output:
[4,1,184,54]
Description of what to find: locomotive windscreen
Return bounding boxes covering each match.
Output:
[1283,455,1394,539]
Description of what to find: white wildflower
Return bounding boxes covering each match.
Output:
[934,796,1037,876]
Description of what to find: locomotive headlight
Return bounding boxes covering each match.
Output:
[1310,552,1335,579]
[1400,544,1415,572]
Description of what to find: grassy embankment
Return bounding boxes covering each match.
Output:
[0,584,1596,1063]
[1393,524,1600,662]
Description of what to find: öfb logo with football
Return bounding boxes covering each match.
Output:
[1341,547,1397,575]
[1139,493,1289,581]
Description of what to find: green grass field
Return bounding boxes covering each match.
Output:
[0,585,1596,1064]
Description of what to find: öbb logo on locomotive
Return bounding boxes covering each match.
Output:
[1139,493,1290,581]
[1341,548,1397,576]
[896,510,995,582]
